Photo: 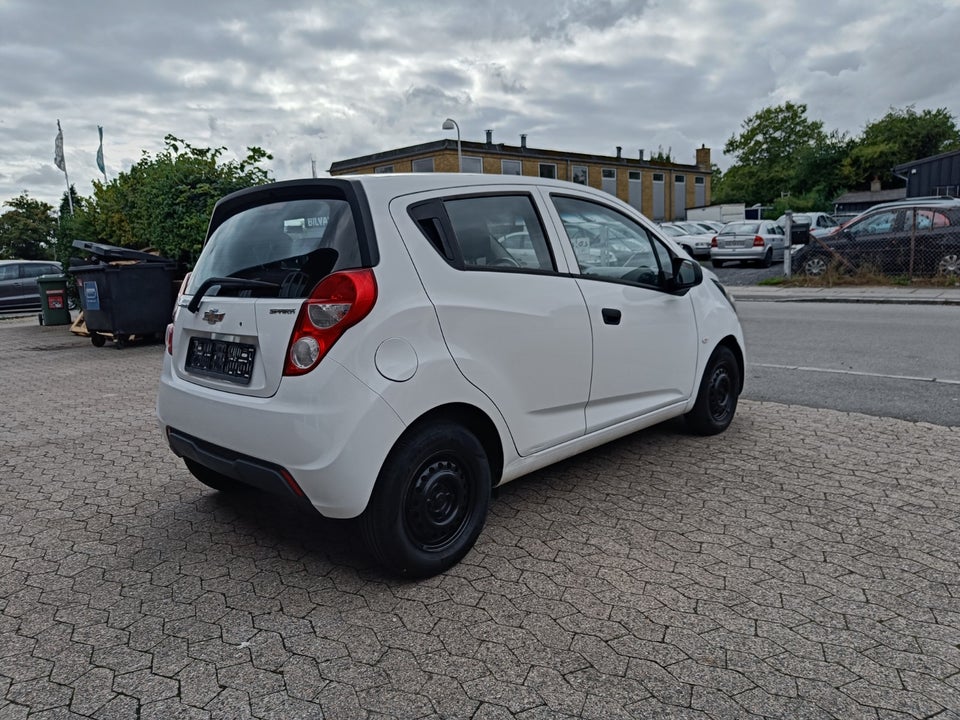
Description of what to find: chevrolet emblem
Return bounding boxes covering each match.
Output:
[202,309,225,325]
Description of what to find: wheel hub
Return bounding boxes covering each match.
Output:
[708,367,732,421]
[405,459,469,550]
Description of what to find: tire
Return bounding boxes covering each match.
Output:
[685,345,740,436]
[184,458,240,492]
[90,333,106,347]
[937,253,960,276]
[760,248,773,268]
[360,423,491,578]
[802,255,828,276]
[712,259,724,269]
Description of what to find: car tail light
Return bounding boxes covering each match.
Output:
[166,272,191,356]
[711,236,718,247]
[283,269,377,376]
[753,235,765,247]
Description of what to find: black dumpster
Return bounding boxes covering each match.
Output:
[69,240,178,348]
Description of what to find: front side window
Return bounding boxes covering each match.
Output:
[443,195,555,271]
[848,210,898,236]
[552,195,669,287]
[412,157,435,172]
[188,198,364,299]
[0,265,18,281]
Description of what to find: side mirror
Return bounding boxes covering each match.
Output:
[670,257,702,291]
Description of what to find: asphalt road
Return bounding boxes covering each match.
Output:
[738,301,960,427]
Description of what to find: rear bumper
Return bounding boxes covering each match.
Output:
[157,355,405,518]
[711,247,766,262]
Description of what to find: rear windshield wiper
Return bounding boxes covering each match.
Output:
[186,277,280,313]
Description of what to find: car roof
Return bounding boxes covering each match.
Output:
[0,259,60,265]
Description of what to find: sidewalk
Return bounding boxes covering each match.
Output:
[730,284,960,305]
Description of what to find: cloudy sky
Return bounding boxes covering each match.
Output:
[2,0,959,209]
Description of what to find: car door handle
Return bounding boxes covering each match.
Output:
[601,308,621,325]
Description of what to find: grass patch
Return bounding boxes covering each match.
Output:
[781,262,960,288]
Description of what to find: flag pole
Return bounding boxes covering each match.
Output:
[54,120,74,215]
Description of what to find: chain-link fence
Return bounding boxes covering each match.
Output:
[791,206,960,280]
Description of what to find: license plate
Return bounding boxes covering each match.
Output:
[185,337,256,384]
[724,240,745,248]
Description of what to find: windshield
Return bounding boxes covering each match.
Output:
[187,198,364,299]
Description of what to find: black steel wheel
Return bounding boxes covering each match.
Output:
[361,422,490,578]
[685,345,740,436]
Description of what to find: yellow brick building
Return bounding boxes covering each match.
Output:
[328,131,712,222]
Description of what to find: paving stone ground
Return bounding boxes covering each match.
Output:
[1,319,959,719]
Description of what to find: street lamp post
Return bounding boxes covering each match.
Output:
[442,118,461,172]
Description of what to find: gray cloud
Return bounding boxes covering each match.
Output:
[1,0,958,208]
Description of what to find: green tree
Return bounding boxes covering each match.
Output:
[79,135,273,264]
[0,193,58,260]
[841,106,960,189]
[717,102,829,205]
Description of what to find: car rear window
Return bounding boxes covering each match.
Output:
[187,198,364,299]
[721,223,759,235]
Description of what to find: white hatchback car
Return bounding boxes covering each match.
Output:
[157,175,745,577]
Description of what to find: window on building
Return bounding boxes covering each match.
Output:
[695,176,705,185]
[629,171,642,181]
[539,163,557,179]
[675,175,685,184]
[501,159,522,175]
[375,165,394,174]
[653,173,664,183]
[412,157,435,173]
[461,156,483,173]
[571,165,588,185]
[602,169,616,179]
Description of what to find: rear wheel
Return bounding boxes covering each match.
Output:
[685,346,740,436]
[937,253,960,276]
[361,423,490,578]
[184,458,240,492]
[760,248,773,268]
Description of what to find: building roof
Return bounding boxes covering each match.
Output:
[893,147,960,172]
[832,188,906,204]
[329,138,707,174]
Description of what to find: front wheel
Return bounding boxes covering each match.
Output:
[801,255,828,276]
[361,423,490,578]
[685,346,740,436]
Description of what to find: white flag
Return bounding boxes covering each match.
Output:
[54,120,66,172]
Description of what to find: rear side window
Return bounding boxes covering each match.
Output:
[188,198,364,299]
[409,194,556,272]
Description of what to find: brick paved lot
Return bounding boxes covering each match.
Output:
[2,319,960,719]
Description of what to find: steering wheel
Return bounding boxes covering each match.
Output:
[491,257,521,268]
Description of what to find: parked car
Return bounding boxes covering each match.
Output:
[157,174,746,578]
[775,212,839,240]
[793,200,960,277]
[0,260,63,312]
[659,222,712,259]
[689,220,725,234]
[710,220,787,268]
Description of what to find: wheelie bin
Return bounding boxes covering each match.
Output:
[36,274,73,326]
[69,240,178,348]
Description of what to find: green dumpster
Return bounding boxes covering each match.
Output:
[36,274,72,326]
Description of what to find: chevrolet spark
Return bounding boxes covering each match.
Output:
[157,174,745,578]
